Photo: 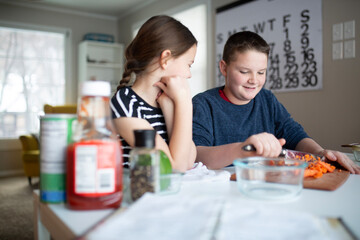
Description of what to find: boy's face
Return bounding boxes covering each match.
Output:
[220,49,268,105]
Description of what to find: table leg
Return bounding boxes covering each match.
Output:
[33,191,50,240]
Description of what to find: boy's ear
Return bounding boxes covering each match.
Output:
[160,49,172,69]
[219,60,227,77]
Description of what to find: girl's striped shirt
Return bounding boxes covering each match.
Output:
[110,87,168,165]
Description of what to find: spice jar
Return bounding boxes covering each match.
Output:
[66,81,123,210]
[130,129,160,201]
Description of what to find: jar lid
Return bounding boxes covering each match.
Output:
[134,129,156,148]
[81,81,111,96]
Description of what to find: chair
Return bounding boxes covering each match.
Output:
[19,135,40,186]
[43,104,77,114]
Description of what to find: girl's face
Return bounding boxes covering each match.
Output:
[164,44,197,79]
[220,49,268,105]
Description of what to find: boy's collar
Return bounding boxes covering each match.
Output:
[218,88,232,103]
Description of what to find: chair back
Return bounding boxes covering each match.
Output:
[44,104,77,114]
[19,135,40,183]
[19,135,39,151]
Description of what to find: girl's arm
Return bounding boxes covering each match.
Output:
[154,76,196,172]
[113,101,196,172]
[158,92,196,170]
[170,95,197,171]
[157,92,174,138]
[113,117,176,162]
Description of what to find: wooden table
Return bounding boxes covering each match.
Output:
[33,190,113,240]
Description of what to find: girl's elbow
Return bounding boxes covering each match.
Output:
[172,163,188,173]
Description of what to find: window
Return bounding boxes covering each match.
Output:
[0,24,68,138]
[172,4,208,97]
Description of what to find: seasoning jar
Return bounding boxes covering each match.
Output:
[66,81,123,210]
[130,129,160,201]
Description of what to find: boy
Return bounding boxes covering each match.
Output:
[192,31,359,174]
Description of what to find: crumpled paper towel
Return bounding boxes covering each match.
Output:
[183,162,231,182]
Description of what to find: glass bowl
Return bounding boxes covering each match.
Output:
[352,146,360,162]
[158,172,183,195]
[233,157,308,201]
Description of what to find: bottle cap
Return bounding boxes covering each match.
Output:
[134,129,156,148]
[81,81,111,97]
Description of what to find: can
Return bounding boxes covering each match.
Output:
[40,114,76,203]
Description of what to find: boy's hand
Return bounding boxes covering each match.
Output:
[243,132,286,157]
[320,149,360,174]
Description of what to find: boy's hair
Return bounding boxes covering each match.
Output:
[118,15,197,89]
[222,31,270,64]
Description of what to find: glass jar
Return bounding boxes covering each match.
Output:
[129,129,160,201]
[66,81,123,210]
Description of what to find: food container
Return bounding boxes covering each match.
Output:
[158,172,183,195]
[40,114,76,203]
[349,145,360,162]
[341,143,360,162]
[233,157,308,201]
[353,146,360,162]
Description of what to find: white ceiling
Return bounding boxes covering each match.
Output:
[1,0,156,18]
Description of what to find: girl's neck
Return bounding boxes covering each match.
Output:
[131,76,160,108]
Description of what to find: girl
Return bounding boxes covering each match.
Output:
[110,15,197,172]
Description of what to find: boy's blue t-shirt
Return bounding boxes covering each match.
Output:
[192,86,308,150]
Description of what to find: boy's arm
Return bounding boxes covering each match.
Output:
[295,138,323,154]
[196,143,246,169]
[296,138,360,174]
[196,133,285,170]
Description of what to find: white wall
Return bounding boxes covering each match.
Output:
[119,0,360,153]
[0,0,359,176]
[0,2,119,104]
[275,0,360,152]
[0,139,22,177]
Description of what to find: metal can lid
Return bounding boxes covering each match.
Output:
[80,81,110,97]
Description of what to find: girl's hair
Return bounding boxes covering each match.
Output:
[222,31,270,64]
[117,15,197,89]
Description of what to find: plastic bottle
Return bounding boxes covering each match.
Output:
[129,129,160,201]
[66,81,123,210]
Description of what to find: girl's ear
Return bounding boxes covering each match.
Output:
[160,49,172,69]
[219,60,227,77]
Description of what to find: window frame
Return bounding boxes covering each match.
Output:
[0,20,72,139]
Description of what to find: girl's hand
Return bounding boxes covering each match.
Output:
[319,149,360,174]
[156,91,173,110]
[242,132,286,157]
[154,76,191,104]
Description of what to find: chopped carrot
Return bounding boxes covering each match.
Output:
[286,153,337,179]
[318,161,335,173]
[303,160,336,179]
[313,170,323,178]
[304,169,318,177]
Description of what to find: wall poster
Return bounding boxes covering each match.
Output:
[215,0,322,92]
